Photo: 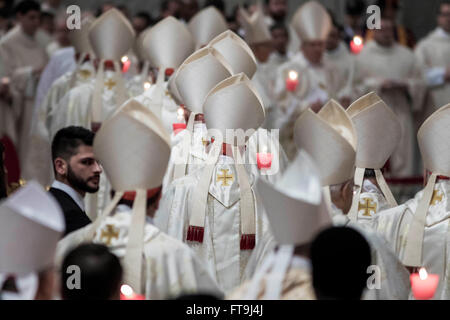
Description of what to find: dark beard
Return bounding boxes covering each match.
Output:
[67,165,99,193]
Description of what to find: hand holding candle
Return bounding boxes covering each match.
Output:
[286,70,299,92]
[350,36,364,55]
[257,146,273,170]
[173,106,187,135]
[121,55,131,73]
[120,284,145,300]
[410,268,439,300]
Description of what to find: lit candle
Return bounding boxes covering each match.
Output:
[172,107,186,135]
[143,81,151,91]
[285,70,299,92]
[257,146,273,169]
[121,55,131,73]
[120,284,145,300]
[410,268,439,300]
[350,36,364,55]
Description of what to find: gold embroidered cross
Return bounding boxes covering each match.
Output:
[358,198,377,217]
[104,78,116,90]
[202,137,209,146]
[217,169,233,187]
[165,90,172,97]
[430,189,443,206]
[100,224,119,245]
[78,69,92,80]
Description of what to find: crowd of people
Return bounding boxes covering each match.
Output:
[0,0,449,300]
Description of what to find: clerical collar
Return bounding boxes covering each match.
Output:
[436,27,450,39]
[51,180,85,212]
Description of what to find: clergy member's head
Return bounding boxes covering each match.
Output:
[111,187,163,218]
[326,24,341,52]
[51,126,102,196]
[270,22,289,55]
[438,0,450,33]
[373,17,395,47]
[266,0,288,22]
[61,243,123,300]
[15,0,41,37]
[311,226,371,300]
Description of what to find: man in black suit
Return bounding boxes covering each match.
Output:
[49,126,102,236]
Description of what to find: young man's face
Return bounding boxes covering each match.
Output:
[18,10,41,36]
[56,145,102,194]
[438,4,450,33]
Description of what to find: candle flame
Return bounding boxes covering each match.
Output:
[419,268,428,280]
[261,145,268,153]
[353,36,363,46]
[120,284,133,296]
[143,82,151,90]
[177,107,184,117]
[288,70,298,81]
[121,55,129,63]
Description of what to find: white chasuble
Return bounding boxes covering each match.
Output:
[354,41,427,177]
[355,179,392,227]
[373,180,450,299]
[56,208,222,299]
[415,28,450,111]
[155,155,270,293]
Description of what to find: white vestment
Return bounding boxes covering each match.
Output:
[354,41,427,177]
[355,179,392,227]
[27,61,95,186]
[245,207,411,300]
[155,154,270,293]
[415,28,450,110]
[0,25,48,179]
[372,180,450,300]
[56,206,223,299]
[324,41,355,101]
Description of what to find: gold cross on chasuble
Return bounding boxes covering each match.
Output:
[100,224,119,245]
[104,78,116,90]
[358,198,377,217]
[78,69,92,80]
[430,189,443,206]
[217,169,234,187]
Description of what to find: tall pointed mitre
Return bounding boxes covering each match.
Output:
[92,99,171,294]
[245,150,331,299]
[88,8,135,61]
[203,73,265,146]
[88,8,135,123]
[291,1,332,42]
[68,16,94,55]
[238,2,272,45]
[208,30,257,79]
[134,26,151,62]
[187,73,265,250]
[0,181,64,275]
[143,16,195,70]
[402,103,450,267]
[294,100,357,187]
[188,6,228,49]
[346,92,401,219]
[175,46,233,114]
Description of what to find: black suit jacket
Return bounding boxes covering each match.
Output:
[48,187,91,236]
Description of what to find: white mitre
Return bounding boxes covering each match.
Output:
[346,92,401,220]
[0,181,64,300]
[244,150,330,299]
[291,1,332,42]
[188,6,228,49]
